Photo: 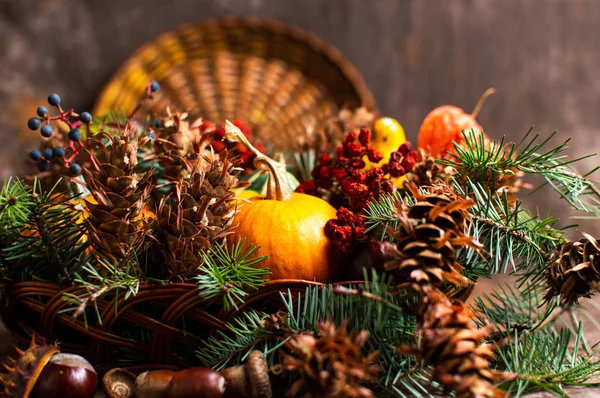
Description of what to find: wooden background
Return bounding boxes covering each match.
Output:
[1,0,600,395]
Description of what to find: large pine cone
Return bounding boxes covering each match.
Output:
[82,128,154,263]
[545,232,600,305]
[384,182,481,294]
[157,154,240,279]
[416,290,509,398]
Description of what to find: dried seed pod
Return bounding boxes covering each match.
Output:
[0,337,98,398]
[0,338,60,397]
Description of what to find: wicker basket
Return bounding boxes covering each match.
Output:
[1,17,375,374]
[91,16,376,150]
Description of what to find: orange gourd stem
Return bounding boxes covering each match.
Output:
[224,120,291,201]
[471,87,496,119]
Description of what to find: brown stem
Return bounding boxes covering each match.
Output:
[224,121,291,201]
[471,87,496,119]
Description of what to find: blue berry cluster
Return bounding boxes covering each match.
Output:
[26,93,92,175]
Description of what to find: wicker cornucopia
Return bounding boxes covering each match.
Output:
[92,16,376,150]
[0,16,376,375]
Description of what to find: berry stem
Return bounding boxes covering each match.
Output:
[471,87,496,119]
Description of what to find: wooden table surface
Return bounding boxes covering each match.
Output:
[2,0,600,396]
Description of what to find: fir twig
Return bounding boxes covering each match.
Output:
[61,259,142,327]
[496,326,600,397]
[459,181,563,274]
[2,179,89,282]
[194,238,270,311]
[441,129,600,213]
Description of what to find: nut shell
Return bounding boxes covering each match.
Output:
[31,353,98,398]
[135,370,175,398]
[166,368,225,398]
[0,338,60,398]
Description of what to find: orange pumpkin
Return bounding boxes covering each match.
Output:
[417,88,495,159]
[226,122,341,283]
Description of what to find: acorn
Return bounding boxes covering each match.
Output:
[166,368,225,398]
[134,370,175,398]
[220,350,271,398]
[0,337,98,398]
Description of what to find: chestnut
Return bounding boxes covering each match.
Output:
[166,368,225,398]
[134,370,175,398]
[31,353,98,398]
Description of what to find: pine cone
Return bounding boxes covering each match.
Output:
[156,152,241,279]
[405,150,443,187]
[545,232,600,305]
[279,321,380,398]
[81,125,154,263]
[384,182,482,294]
[152,110,210,181]
[413,290,509,398]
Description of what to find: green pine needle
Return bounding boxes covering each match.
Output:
[497,326,600,397]
[194,238,270,311]
[363,191,415,242]
[457,180,563,275]
[441,128,600,213]
[2,178,89,282]
[0,177,34,242]
[61,258,142,328]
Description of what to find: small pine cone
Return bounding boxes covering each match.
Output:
[152,111,209,180]
[157,153,241,279]
[405,150,443,187]
[82,125,154,263]
[384,182,482,294]
[279,321,380,398]
[545,232,600,305]
[414,290,509,398]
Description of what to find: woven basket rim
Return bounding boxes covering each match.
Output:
[91,15,377,117]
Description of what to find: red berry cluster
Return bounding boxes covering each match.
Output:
[296,128,417,212]
[324,207,369,254]
[201,120,264,176]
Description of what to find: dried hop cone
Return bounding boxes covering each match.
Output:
[545,231,600,305]
[384,182,482,294]
[408,290,509,398]
[81,125,154,263]
[157,152,241,279]
[278,321,380,398]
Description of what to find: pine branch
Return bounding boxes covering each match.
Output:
[473,281,554,332]
[61,259,142,327]
[194,311,287,370]
[0,177,34,244]
[363,191,415,242]
[441,128,600,213]
[2,179,90,282]
[194,238,270,311]
[459,181,563,275]
[496,326,600,397]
